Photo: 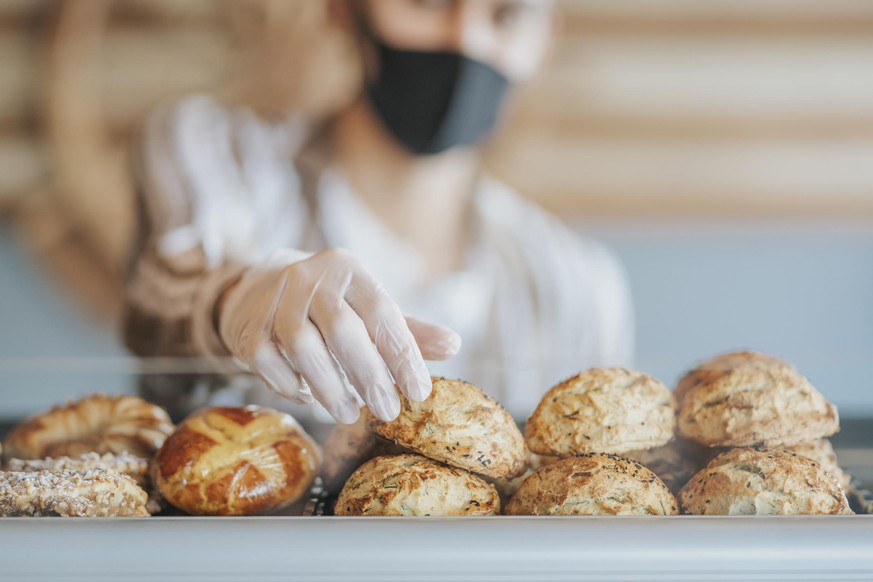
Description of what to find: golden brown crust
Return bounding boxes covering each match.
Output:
[678,447,853,515]
[154,406,320,516]
[624,438,712,494]
[505,453,679,516]
[525,368,675,457]
[367,377,526,479]
[678,366,839,448]
[335,454,500,516]
[674,351,791,406]
[2,394,174,460]
[783,439,852,492]
[320,413,407,493]
[0,468,150,517]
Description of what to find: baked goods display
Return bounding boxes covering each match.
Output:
[154,406,320,516]
[335,454,500,516]
[366,377,527,480]
[671,350,859,515]
[505,453,679,516]
[0,352,865,519]
[2,394,174,460]
[677,363,839,448]
[0,468,150,517]
[525,368,675,457]
[678,448,853,515]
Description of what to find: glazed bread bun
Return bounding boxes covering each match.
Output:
[2,394,174,461]
[525,368,675,457]
[335,454,500,516]
[678,365,839,448]
[320,412,406,493]
[367,377,527,479]
[679,448,853,515]
[154,406,319,516]
[783,439,852,492]
[505,453,679,516]
[674,351,790,406]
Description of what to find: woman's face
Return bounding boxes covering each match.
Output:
[361,0,555,82]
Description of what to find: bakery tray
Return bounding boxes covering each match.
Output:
[2,514,872,581]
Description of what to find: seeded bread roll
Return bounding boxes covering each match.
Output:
[3,394,174,461]
[679,447,853,515]
[783,439,851,492]
[525,368,675,457]
[505,453,678,516]
[675,351,791,406]
[678,366,839,448]
[154,406,319,516]
[335,454,500,516]
[367,377,526,479]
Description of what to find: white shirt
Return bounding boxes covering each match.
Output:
[124,95,634,420]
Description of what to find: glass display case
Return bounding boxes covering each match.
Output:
[0,358,871,581]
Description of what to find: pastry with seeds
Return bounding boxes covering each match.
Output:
[7,451,163,514]
[678,447,853,515]
[505,453,679,516]
[366,377,526,479]
[335,454,500,516]
[525,368,675,457]
[0,468,150,517]
[678,365,839,448]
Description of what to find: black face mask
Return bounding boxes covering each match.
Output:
[365,40,512,156]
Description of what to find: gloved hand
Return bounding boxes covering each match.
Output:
[218,248,461,424]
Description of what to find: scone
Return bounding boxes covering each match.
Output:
[320,413,406,493]
[678,448,853,515]
[624,438,712,494]
[675,351,790,406]
[335,454,500,516]
[525,368,675,457]
[784,439,851,492]
[678,366,839,448]
[505,453,678,516]
[154,406,320,516]
[367,377,526,479]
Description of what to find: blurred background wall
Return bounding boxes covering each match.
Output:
[1,0,872,417]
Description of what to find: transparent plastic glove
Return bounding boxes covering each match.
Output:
[218,248,461,424]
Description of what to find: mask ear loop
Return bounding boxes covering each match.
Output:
[345,1,381,87]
